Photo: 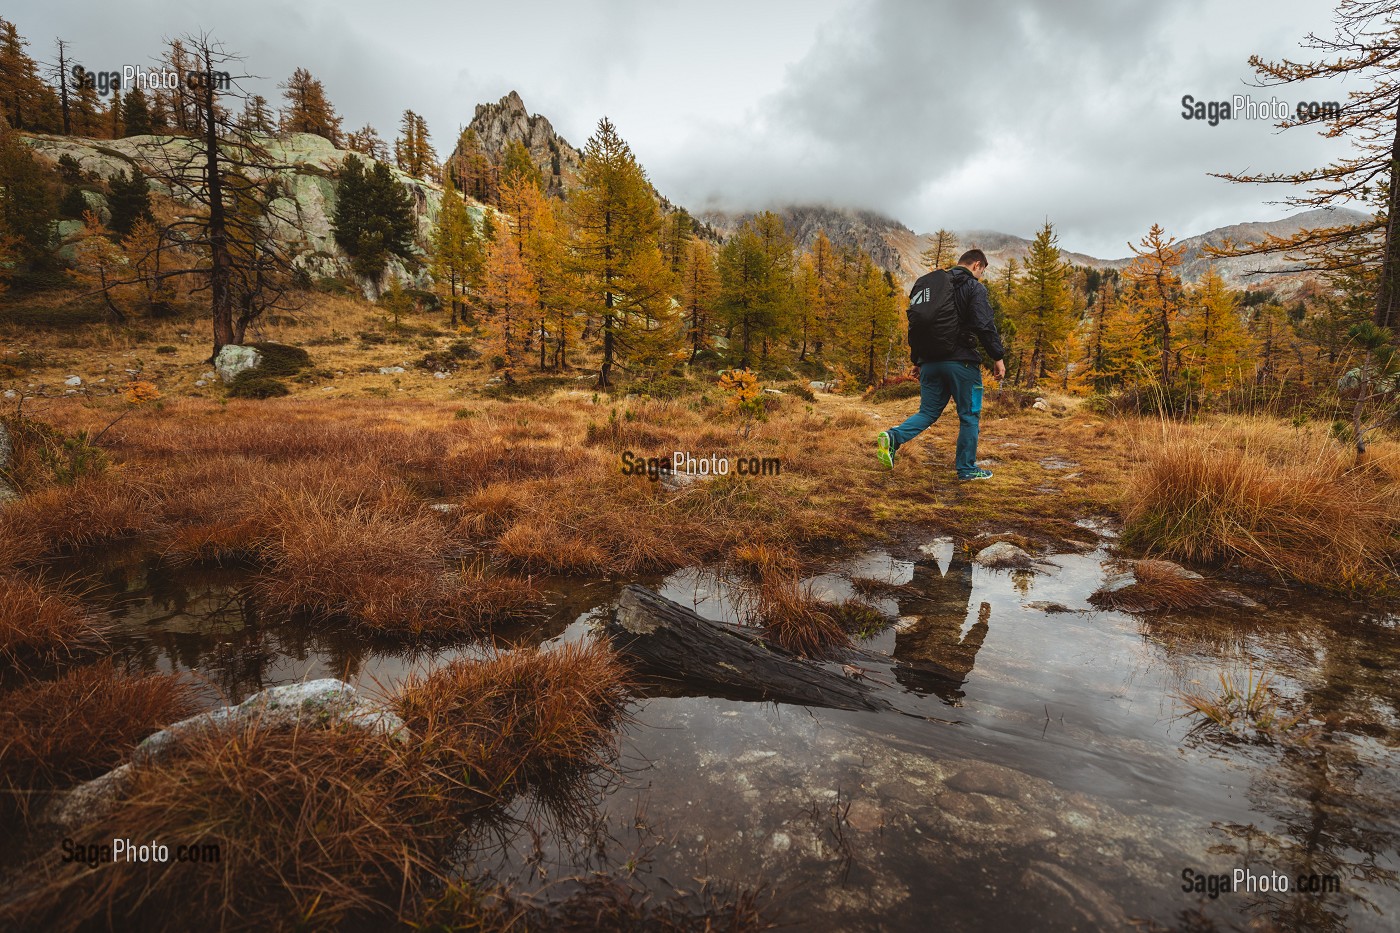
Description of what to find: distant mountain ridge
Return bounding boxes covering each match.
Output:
[704,204,1372,291]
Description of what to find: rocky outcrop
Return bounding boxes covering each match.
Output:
[455,90,582,192]
[25,132,485,298]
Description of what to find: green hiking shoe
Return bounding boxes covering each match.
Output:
[959,468,994,481]
[876,431,894,469]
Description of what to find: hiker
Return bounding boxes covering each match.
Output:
[876,248,1006,480]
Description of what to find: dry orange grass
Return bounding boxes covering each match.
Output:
[253,488,540,636]
[0,575,109,670]
[1123,418,1399,590]
[394,641,631,799]
[3,642,632,933]
[2,724,459,933]
[0,473,162,559]
[0,663,201,793]
[753,573,853,659]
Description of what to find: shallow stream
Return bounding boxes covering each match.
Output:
[61,530,1400,932]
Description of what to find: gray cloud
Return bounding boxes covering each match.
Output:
[10,0,1354,256]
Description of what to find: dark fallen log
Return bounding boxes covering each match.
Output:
[606,584,893,713]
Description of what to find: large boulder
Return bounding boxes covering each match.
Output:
[214,344,263,384]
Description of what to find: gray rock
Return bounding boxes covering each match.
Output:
[433,371,449,380]
[214,344,263,384]
[41,679,408,830]
[808,381,831,392]
[378,366,406,375]
[0,421,15,504]
[134,679,407,765]
[974,542,1033,568]
[1032,399,1049,411]
[1024,600,1075,613]
[64,375,82,387]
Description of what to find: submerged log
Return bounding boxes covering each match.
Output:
[606,584,893,713]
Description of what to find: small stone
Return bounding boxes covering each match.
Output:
[433,371,449,380]
[194,380,207,388]
[64,375,82,386]
[378,366,406,375]
[1024,600,1075,613]
[974,542,1033,568]
[1032,399,1049,411]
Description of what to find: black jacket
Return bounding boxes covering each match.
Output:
[934,266,1004,365]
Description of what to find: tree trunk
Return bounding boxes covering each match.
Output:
[1374,93,1400,335]
[605,585,893,713]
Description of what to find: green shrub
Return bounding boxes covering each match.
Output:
[864,377,921,404]
[246,342,311,377]
[227,374,290,399]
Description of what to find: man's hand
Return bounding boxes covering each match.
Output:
[992,359,1006,380]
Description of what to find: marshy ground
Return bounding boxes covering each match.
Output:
[2,302,1399,930]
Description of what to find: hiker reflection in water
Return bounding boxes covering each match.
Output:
[893,548,990,704]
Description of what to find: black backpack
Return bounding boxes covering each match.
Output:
[906,269,967,364]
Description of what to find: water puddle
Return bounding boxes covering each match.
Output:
[51,539,1400,931]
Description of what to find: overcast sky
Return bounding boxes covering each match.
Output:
[14,0,1361,256]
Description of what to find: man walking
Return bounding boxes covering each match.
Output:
[876,248,1006,480]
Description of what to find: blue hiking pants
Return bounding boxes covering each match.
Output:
[885,360,984,476]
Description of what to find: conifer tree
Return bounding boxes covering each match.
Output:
[1006,221,1076,387]
[279,68,342,144]
[920,228,959,269]
[238,94,274,134]
[0,19,58,131]
[1123,223,1188,389]
[0,121,55,267]
[1182,266,1251,397]
[430,170,481,325]
[394,110,437,180]
[718,211,794,367]
[345,124,388,161]
[567,117,670,386]
[682,237,719,361]
[1210,2,1400,333]
[450,127,495,204]
[71,75,103,136]
[332,153,416,287]
[108,167,154,235]
[500,139,542,191]
[106,86,123,137]
[121,87,152,136]
[482,221,535,380]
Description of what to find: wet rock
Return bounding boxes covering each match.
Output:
[42,680,407,830]
[1020,861,1130,930]
[214,344,263,383]
[1024,600,1075,613]
[973,542,1033,569]
[134,680,407,766]
[945,762,1032,801]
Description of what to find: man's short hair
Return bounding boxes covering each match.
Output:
[957,249,988,267]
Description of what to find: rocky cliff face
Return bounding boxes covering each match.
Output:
[453,90,582,191]
[24,131,474,297]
